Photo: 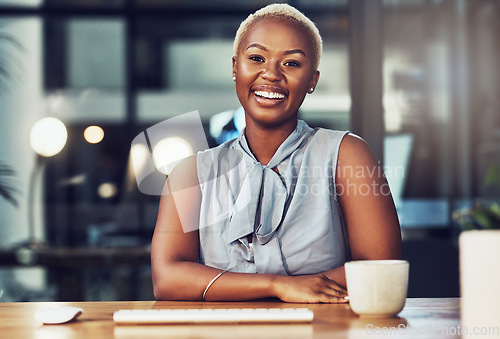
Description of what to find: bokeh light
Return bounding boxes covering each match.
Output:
[84,125,105,144]
[29,117,68,157]
[152,137,193,175]
[98,182,117,199]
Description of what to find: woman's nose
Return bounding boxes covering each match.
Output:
[261,63,282,81]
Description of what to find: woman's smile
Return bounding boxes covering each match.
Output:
[252,84,288,107]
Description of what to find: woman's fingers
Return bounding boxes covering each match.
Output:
[275,274,350,303]
[319,293,350,304]
[317,275,349,303]
[323,285,348,300]
[319,274,347,296]
[325,286,347,298]
[329,284,348,296]
[331,280,348,293]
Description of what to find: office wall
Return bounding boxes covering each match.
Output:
[0,17,46,295]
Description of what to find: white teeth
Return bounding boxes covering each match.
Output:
[254,91,285,99]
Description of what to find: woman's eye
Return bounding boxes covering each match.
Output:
[284,60,301,67]
[249,56,264,62]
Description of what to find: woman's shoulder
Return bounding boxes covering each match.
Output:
[337,133,380,171]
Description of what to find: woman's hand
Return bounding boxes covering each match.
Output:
[272,274,349,303]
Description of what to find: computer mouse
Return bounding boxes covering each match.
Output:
[34,306,84,324]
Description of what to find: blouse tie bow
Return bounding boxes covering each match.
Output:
[226,120,312,274]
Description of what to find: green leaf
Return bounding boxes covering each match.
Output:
[490,202,500,218]
[481,203,500,229]
[471,208,494,229]
[461,220,476,231]
[484,164,500,191]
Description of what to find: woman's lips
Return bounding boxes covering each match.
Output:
[252,91,286,107]
[252,89,287,107]
[254,91,285,99]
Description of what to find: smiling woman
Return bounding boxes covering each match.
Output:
[232,18,319,142]
[151,3,401,303]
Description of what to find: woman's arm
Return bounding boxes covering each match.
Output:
[151,155,347,303]
[321,135,402,288]
[336,134,402,266]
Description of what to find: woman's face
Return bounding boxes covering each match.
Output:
[233,18,319,129]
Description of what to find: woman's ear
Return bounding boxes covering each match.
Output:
[308,70,320,94]
[232,56,237,80]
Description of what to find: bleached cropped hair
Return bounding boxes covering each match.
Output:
[233,3,323,70]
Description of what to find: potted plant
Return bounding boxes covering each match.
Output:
[456,164,500,330]
[1,28,23,208]
[453,164,500,230]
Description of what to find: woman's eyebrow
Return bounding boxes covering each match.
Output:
[284,49,306,56]
[246,43,268,52]
[246,43,306,57]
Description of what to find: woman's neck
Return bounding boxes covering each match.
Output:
[244,118,298,166]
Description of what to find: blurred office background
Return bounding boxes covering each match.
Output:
[0,0,499,301]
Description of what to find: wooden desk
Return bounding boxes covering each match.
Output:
[0,298,464,338]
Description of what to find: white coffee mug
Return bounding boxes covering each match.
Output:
[460,230,500,338]
[345,260,409,318]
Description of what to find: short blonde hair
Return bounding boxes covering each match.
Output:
[233,3,323,70]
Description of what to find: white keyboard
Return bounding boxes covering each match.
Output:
[113,308,314,324]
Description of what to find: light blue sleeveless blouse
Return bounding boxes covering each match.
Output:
[196,120,351,276]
